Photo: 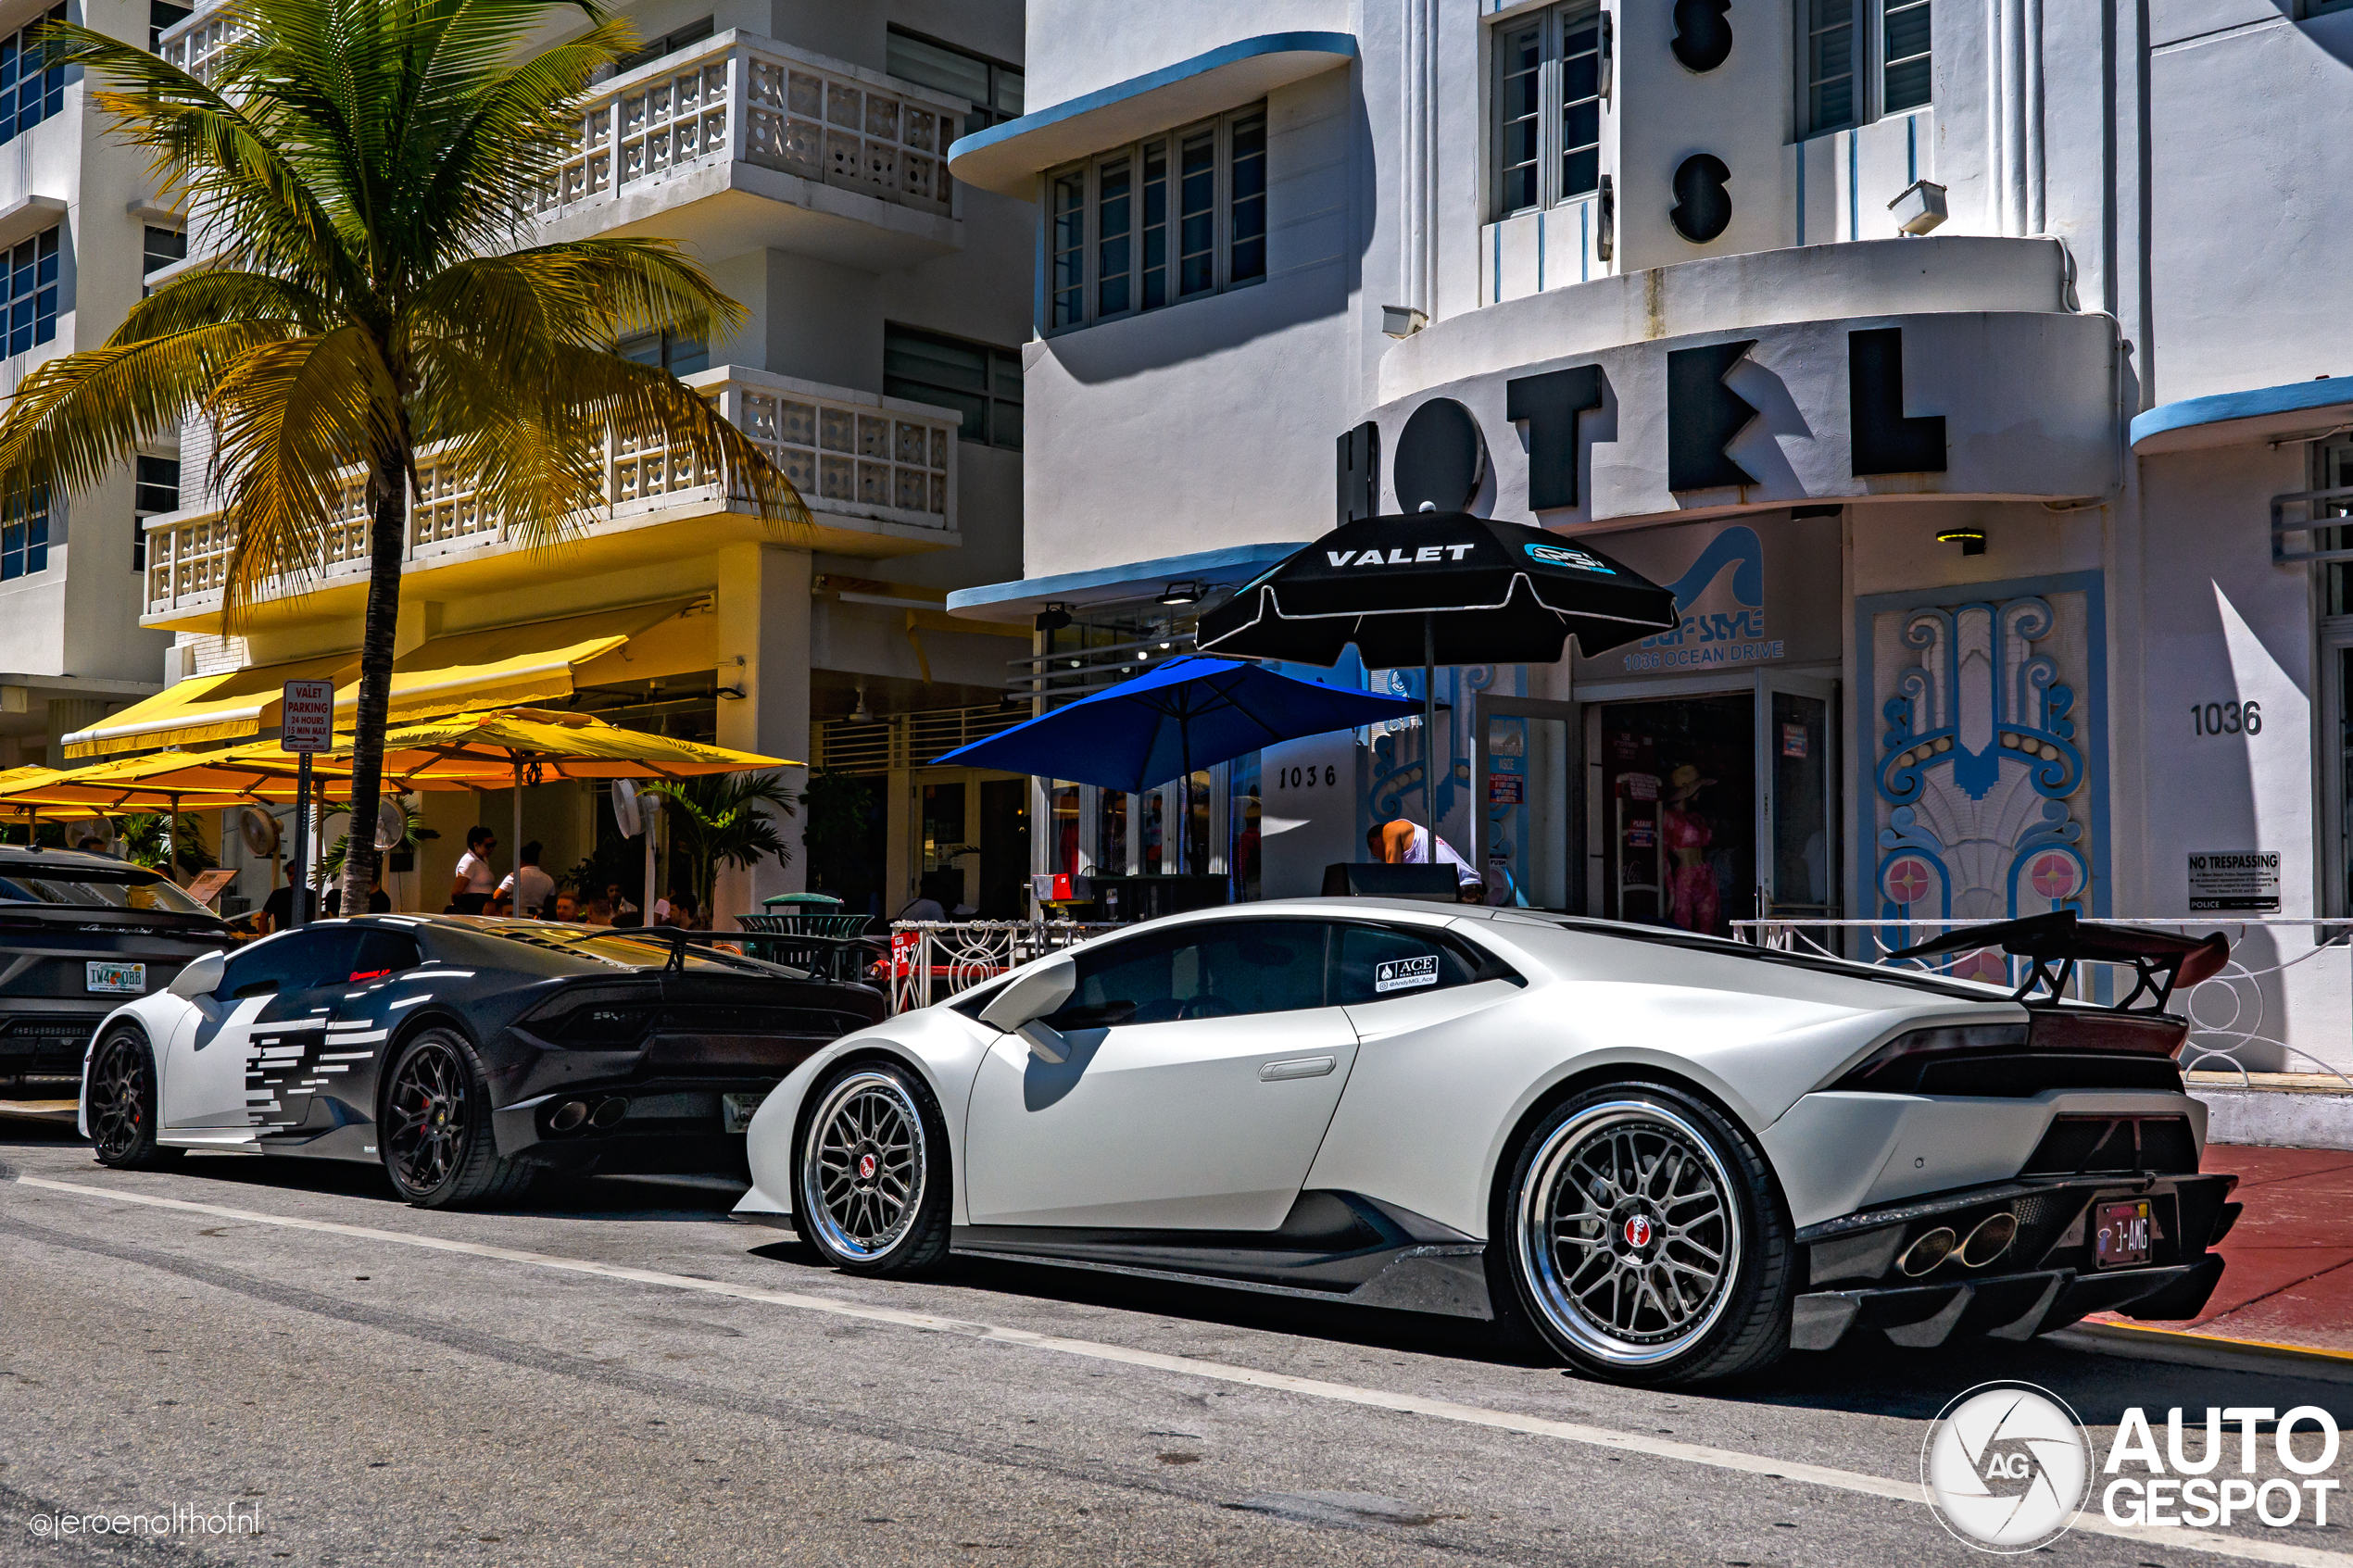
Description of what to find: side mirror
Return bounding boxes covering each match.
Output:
[977,955,1078,1063]
[169,950,228,1000]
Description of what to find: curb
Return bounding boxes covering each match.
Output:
[2053,1321,2353,1384]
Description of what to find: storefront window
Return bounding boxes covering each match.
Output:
[1140,790,1164,874]
[1098,788,1128,874]
[1595,694,1755,935]
[1227,754,1261,900]
[1050,783,1080,875]
[1187,771,1213,876]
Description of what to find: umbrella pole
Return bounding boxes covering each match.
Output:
[511,760,523,911]
[1423,613,1437,835]
[167,793,179,884]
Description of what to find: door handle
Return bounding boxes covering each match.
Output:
[1258,1055,1336,1082]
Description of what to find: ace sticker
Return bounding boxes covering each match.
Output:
[1374,955,1440,994]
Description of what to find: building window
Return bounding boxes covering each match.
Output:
[617,329,707,376]
[144,225,186,277]
[885,324,1021,449]
[148,2,193,51]
[1,485,47,581]
[0,6,64,148]
[4,228,57,357]
[134,455,179,573]
[1043,103,1267,334]
[614,17,712,76]
[1802,0,1931,134]
[887,28,1023,139]
[1493,4,1604,220]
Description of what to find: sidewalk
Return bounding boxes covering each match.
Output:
[2088,1142,2353,1355]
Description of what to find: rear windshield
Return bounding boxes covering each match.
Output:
[0,869,215,917]
[476,922,794,975]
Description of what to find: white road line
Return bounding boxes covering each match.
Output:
[9,1173,2347,1567]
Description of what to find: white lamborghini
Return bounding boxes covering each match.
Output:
[736,899,2237,1386]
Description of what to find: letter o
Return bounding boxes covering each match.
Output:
[2258,1480,2304,1526]
[1392,397,1488,514]
[2277,1408,2340,1475]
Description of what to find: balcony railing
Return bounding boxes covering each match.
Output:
[533,31,963,224]
[144,368,959,618]
[157,7,239,84]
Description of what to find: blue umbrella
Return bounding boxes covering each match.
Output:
[933,656,1420,798]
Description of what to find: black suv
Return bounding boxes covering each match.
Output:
[0,848,234,1086]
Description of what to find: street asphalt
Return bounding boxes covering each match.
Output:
[3,1117,2349,1568]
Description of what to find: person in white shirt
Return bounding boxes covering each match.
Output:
[1366,818,1484,899]
[449,825,497,914]
[497,840,557,920]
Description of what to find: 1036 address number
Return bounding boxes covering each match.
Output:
[2190,700,2260,736]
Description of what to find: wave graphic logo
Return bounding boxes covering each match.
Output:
[1921,1383,2091,1552]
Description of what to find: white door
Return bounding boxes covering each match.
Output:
[963,919,1357,1230]
[162,930,344,1134]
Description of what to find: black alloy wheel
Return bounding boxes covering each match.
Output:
[381,1028,531,1209]
[88,1028,175,1170]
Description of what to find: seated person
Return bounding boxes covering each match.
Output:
[552,891,579,922]
[1366,818,1484,901]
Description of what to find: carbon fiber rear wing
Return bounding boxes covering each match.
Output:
[1885,910,2230,1011]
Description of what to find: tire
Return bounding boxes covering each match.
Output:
[86,1027,179,1171]
[1493,1082,1794,1386]
[795,1060,950,1277]
[381,1028,534,1209]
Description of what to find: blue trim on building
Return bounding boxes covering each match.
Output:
[2129,376,2353,451]
[946,542,1310,616]
[1853,570,2111,932]
[946,32,1359,168]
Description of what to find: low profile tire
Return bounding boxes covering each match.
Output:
[1495,1083,1794,1386]
[87,1027,179,1171]
[381,1028,533,1210]
[796,1060,950,1277]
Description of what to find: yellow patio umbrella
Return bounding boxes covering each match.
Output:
[319,709,799,917]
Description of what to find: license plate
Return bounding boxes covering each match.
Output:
[85,961,145,995]
[722,1092,767,1134]
[2095,1198,2154,1268]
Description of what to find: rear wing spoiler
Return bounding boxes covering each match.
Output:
[1885,910,2229,1012]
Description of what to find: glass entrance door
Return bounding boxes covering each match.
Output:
[1475,698,1578,909]
[1589,691,1756,935]
[1758,674,1838,921]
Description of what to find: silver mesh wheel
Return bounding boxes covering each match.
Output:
[799,1070,927,1262]
[1515,1100,1743,1368]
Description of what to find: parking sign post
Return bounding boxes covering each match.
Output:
[280,679,334,928]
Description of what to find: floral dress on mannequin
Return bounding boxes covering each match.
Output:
[1662,763,1718,934]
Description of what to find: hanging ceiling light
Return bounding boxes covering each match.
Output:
[1156,581,1205,606]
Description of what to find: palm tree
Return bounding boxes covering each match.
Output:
[664,771,798,920]
[0,0,806,915]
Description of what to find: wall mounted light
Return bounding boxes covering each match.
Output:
[1156,580,1205,606]
[1888,179,1949,236]
[1380,305,1428,339]
[1936,527,1986,557]
[1035,601,1072,633]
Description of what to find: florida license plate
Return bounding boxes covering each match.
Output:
[85,961,145,995]
[2095,1198,2154,1268]
[722,1092,766,1134]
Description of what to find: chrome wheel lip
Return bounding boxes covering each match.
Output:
[799,1069,925,1262]
[1514,1099,1744,1369]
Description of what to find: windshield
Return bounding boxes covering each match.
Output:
[0,868,217,918]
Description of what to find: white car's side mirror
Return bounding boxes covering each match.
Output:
[169,950,227,1000]
[977,956,1078,1062]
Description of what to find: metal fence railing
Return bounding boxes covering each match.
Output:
[883,921,1119,1014]
[1734,917,2353,1085]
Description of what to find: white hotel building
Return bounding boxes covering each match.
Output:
[943,0,2353,1077]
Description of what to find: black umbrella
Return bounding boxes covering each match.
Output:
[1196,511,1680,826]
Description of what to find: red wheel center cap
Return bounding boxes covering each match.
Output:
[1623,1214,1654,1249]
[857,1151,878,1182]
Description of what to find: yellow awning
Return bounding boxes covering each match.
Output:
[340,601,699,724]
[61,654,359,759]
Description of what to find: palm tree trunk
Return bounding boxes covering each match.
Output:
[339,453,407,915]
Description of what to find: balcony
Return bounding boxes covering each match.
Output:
[157,16,970,271]
[531,31,967,270]
[141,367,962,630]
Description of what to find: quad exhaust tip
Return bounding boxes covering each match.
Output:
[548,1100,588,1134]
[1896,1210,2020,1277]
[1898,1226,1957,1276]
[589,1097,628,1130]
[1959,1210,2018,1268]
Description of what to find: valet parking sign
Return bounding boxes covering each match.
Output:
[1921,1383,2342,1553]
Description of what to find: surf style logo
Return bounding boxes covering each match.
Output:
[1617,523,1781,671]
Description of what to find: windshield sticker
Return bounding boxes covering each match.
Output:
[1525,541,1615,574]
[1374,955,1440,994]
